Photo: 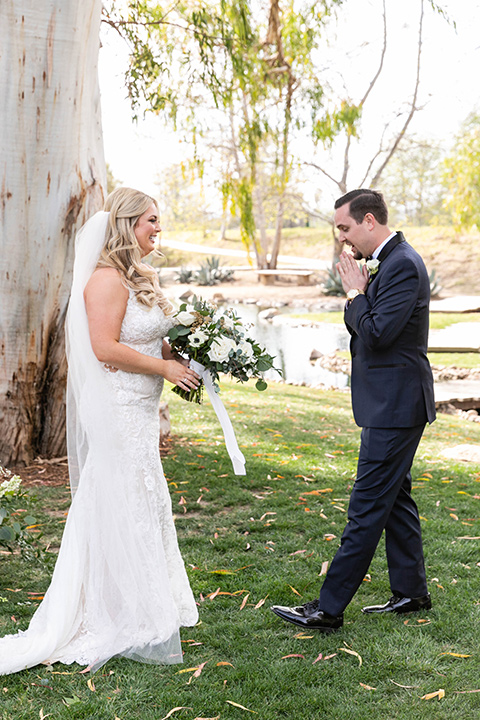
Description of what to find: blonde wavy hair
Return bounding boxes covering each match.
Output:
[98,187,172,314]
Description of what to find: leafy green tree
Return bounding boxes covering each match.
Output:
[442,112,480,229]
[103,0,346,268]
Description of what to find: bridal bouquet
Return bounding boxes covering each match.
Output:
[167,297,278,403]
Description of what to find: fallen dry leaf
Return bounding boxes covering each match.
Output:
[226,700,257,713]
[254,595,268,610]
[339,647,362,666]
[159,707,192,720]
[302,488,333,495]
[86,678,95,692]
[288,585,302,597]
[216,661,234,667]
[239,593,250,610]
[194,716,220,720]
[359,683,376,691]
[281,654,305,659]
[440,652,472,658]
[454,689,480,694]
[187,661,208,684]
[421,689,445,701]
[389,680,419,689]
[319,561,329,576]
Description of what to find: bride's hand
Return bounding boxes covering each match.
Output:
[161,359,201,391]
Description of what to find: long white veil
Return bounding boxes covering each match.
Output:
[65,210,111,497]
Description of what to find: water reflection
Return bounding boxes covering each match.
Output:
[232,303,350,388]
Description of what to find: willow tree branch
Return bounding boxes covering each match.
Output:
[369,0,424,187]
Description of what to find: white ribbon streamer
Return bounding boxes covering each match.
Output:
[189,359,246,475]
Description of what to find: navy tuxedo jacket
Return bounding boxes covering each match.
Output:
[344,232,436,429]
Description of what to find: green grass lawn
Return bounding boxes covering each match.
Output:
[288,312,480,331]
[1,381,480,719]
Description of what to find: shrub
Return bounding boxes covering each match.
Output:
[195,256,235,286]
[321,265,345,296]
[175,266,195,284]
[0,466,44,561]
[176,257,235,286]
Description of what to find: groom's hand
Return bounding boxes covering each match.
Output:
[336,251,369,294]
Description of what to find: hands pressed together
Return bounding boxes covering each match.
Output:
[336,251,369,295]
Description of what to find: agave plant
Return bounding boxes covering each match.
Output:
[194,256,235,286]
[321,265,345,297]
[429,269,442,298]
[175,266,195,284]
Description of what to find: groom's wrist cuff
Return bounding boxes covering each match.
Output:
[346,288,365,307]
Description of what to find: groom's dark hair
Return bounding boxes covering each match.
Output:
[335,189,388,225]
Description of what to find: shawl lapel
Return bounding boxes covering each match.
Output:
[376,231,406,263]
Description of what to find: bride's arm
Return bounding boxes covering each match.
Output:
[84,268,199,388]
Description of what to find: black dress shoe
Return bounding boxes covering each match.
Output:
[362,593,431,615]
[270,599,343,632]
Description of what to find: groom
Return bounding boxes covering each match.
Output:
[271,189,436,632]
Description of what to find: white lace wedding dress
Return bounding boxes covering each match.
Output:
[0,292,198,675]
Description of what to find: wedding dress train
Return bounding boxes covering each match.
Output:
[0,291,198,675]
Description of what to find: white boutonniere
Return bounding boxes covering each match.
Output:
[366,258,380,277]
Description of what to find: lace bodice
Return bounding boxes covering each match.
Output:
[105,291,174,405]
[119,290,174,354]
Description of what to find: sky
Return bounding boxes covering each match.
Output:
[98,0,480,204]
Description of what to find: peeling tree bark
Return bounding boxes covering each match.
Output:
[0,0,105,465]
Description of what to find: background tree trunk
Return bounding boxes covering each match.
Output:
[0,0,105,466]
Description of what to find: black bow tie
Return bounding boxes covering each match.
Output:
[365,255,373,261]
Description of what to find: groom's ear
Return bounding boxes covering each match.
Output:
[363,212,376,230]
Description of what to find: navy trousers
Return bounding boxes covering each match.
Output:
[318,424,428,617]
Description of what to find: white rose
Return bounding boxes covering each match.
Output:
[366,258,380,275]
[221,315,235,330]
[176,310,196,326]
[239,339,254,360]
[207,336,237,363]
[188,329,209,347]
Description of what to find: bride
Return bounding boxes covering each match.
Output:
[0,187,200,675]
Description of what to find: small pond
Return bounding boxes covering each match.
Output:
[231,303,351,388]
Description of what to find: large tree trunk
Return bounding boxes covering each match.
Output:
[0,0,105,466]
